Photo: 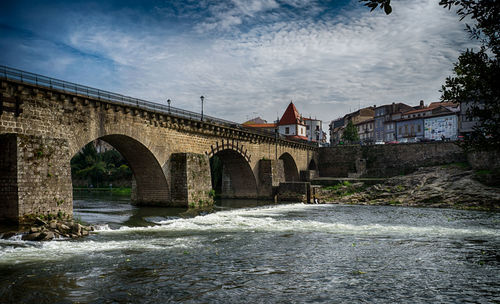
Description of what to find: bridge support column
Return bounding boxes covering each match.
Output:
[300,170,318,181]
[0,134,72,224]
[170,153,213,208]
[257,159,285,198]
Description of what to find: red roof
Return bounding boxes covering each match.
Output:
[279,102,304,125]
[428,102,458,108]
[286,135,309,141]
[243,123,276,128]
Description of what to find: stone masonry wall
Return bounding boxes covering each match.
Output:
[0,134,73,223]
[319,142,466,178]
[170,153,213,208]
[17,134,73,221]
[185,153,213,208]
[0,134,18,222]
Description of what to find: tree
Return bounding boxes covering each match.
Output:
[360,0,500,151]
[71,142,133,187]
[342,120,360,144]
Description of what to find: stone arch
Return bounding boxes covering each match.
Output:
[210,149,258,198]
[206,139,251,163]
[308,159,317,171]
[279,152,299,181]
[72,134,169,205]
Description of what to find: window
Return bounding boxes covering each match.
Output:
[285,127,289,134]
[316,135,319,140]
[405,125,408,135]
[306,125,310,130]
[417,125,421,132]
[411,125,414,135]
[399,126,402,134]
[316,125,319,131]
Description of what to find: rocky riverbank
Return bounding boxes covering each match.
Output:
[1,217,94,241]
[315,164,500,211]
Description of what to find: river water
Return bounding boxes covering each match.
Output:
[1,193,499,303]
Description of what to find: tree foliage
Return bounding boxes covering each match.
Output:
[361,0,500,150]
[342,120,360,143]
[71,143,132,187]
[359,0,392,14]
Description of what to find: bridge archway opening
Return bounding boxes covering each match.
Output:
[279,153,299,182]
[209,149,258,198]
[308,159,317,171]
[71,135,169,205]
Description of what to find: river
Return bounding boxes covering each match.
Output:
[1,193,499,303]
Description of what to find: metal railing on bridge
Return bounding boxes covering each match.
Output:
[0,65,315,147]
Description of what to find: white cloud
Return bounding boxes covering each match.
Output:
[19,0,478,127]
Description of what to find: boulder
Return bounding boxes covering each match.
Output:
[40,231,55,241]
[34,217,48,226]
[22,232,43,241]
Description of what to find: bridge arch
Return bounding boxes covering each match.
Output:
[210,148,258,198]
[279,152,299,182]
[308,159,317,171]
[72,134,169,205]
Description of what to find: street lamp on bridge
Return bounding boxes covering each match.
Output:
[167,99,171,114]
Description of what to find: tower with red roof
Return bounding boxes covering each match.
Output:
[277,102,308,140]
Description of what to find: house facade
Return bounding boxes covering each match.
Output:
[305,118,324,142]
[424,114,459,141]
[355,119,374,143]
[374,103,414,142]
[330,107,374,145]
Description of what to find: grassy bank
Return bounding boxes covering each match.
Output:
[73,187,131,195]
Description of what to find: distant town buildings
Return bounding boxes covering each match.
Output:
[243,101,327,145]
[330,100,462,145]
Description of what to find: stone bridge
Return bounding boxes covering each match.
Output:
[0,67,318,223]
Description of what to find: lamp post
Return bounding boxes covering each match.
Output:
[167,99,171,114]
[200,96,204,121]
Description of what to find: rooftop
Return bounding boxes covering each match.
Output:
[279,102,304,125]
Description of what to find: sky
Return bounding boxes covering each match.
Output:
[0,0,476,126]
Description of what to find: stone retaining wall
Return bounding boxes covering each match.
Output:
[318,142,466,178]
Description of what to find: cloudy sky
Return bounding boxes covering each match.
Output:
[0,0,475,126]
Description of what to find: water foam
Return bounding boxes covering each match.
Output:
[1,204,498,264]
[97,204,499,237]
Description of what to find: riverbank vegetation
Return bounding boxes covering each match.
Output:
[73,187,131,195]
[71,143,132,188]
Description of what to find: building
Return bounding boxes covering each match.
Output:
[355,119,374,144]
[329,107,374,145]
[243,102,325,143]
[329,117,344,145]
[374,103,414,142]
[396,102,459,142]
[424,111,459,141]
[243,117,268,125]
[304,117,325,143]
[278,102,308,140]
[456,100,481,137]
[242,121,277,133]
